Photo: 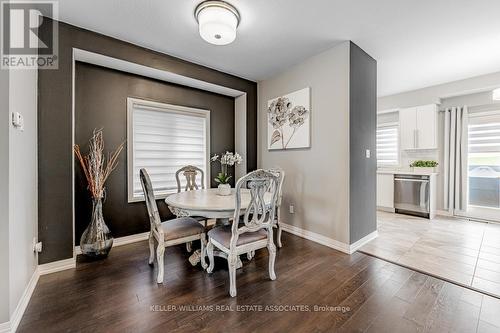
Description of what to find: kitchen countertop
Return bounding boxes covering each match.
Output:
[377,169,439,176]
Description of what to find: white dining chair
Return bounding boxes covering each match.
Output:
[175,165,208,252]
[140,168,207,284]
[269,168,285,248]
[206,169,280,297]
[175,165,205,192]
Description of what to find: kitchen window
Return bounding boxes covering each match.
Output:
[127,98,210,202]
[376,123,399,166]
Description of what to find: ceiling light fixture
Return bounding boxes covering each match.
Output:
[195,1,240,46]
[493,88,500,101]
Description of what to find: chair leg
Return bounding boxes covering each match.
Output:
[200,234,208,269]
[228,254,238,297]
[277,224,283,248]
[148,231,155,265]
[246,250,255,260]
[186,242,192,253]
[156,245,165,284]
[207,239,214,273]
[268,242,277,281]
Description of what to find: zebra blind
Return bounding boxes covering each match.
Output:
[376,124,399,166]
[128,98,209,201]
[468,112,500,154]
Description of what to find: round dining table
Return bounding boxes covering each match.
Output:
[165,188,273,268]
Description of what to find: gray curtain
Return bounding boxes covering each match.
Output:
[443,106,468,213]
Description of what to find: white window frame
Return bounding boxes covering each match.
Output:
[376,121,400,167]
[127,97,210,202]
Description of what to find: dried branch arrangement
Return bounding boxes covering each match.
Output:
[74,129,125,199]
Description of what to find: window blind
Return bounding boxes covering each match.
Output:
[469,112,500,154]
[376,125,399,165]
[128,99,209,201]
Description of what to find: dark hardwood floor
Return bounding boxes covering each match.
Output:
[19,233,500,332]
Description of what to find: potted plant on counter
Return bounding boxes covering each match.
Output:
[210,151,243,195]
[410,160,438,173]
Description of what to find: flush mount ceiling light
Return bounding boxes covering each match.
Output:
[493,88,500,101]
[195,1,240,46]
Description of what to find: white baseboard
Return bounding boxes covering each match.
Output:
[349,231,378,253]
[74,231,149,255]
[38,257,76,275]
[280,223,351,253]
[0,321,10,333]
[280,223,378,255]
[8,268,40,333]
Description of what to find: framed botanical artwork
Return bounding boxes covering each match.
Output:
[267,87,311,150]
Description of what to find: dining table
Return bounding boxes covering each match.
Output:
[165,188,273,268]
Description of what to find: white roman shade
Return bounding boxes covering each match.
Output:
[376,123,399,166]
[127,98,210,202]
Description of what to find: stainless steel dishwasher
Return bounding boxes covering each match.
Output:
[394,174,430,218]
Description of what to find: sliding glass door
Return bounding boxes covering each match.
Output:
[467,111,500,221]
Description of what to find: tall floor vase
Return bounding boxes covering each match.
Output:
[80,198,113,258]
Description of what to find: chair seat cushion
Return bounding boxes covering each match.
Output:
[161,217,204,241]
[208,226,267,248]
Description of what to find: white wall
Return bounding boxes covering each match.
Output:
[8,67,38,321]
[0,68,10,325]
[378,72,500,211]
[257,42,351,243]
[378,71,500,110]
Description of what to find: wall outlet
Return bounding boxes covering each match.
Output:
[289,204,294,214]
[365,149,371,158]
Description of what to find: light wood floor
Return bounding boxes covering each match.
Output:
[360,211,500,297]
[18,233,500,332]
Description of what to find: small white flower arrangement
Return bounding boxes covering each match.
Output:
[211,151,243,185]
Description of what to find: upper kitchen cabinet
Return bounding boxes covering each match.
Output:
[399,104,438,150]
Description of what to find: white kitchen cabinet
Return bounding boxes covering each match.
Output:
[377,173,394,210]
[399,107,417,150]
[399,104,438,150]
[416,104,438,149]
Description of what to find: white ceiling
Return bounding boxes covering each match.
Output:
[52,0,500,96]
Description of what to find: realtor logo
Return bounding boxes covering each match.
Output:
[1,0,58,69]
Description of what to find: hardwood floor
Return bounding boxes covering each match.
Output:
[19,233,500,332]
[360,211,500,298]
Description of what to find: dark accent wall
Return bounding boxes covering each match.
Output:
[38,18,257,264]
[75,62,235,241]
[349,42,377,244]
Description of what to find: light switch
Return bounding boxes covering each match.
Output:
[11,112,24,131]
[365,149,371,158]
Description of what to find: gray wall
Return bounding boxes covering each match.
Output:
[38,18,257,264]
[258,42,351,244]
[257,41,377,246]
[349,43,377,243]
[75,62,235,241]
[0,68,10,324]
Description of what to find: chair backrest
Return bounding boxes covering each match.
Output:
[268,168,285,207]
[175,165,205,193]
[139,168,162,233]
[230,169,279,249]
